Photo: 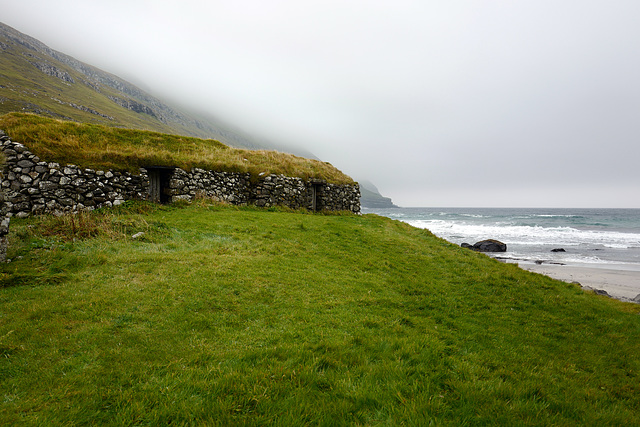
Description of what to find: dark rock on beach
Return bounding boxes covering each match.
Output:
[461,239,507,253]
[534,259,566,265]
[584,287,612,298]
[551,248,566,252]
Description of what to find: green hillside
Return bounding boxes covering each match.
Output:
[1,202,638,424]
[0,22,266,150]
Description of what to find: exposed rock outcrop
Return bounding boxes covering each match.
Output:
[109,96,157,118]
[28,60,75,83]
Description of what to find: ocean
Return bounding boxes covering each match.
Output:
[363,207,640,270]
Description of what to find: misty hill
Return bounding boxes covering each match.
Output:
[0,22,300,153]
[359,179,398,208]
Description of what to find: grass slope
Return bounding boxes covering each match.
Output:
[0,113,353,184]
[0,34,177,134]
[0,22,269,149]
[1,202,639,425]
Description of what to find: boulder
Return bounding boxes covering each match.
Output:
[461,239,507,252]
[593,289,611,298]
[551,248,566,252]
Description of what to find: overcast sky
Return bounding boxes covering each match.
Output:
[3,0,640,207]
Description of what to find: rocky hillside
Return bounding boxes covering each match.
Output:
[0,22,269,150]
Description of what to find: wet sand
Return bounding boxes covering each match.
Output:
[520,263,640,303]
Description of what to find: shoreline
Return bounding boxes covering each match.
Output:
[518,262,640,303]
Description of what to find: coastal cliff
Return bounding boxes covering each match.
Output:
[359,179,398,208]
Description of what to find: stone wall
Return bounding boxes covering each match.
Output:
[0,133,360,218]
[162,168,361,212]
[167,167,252,205]
[0,136,147,218]
[316,182,362,213]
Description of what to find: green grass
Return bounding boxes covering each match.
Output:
[1,202,639,425]
[0,113,354,184]
[0,44,173,132]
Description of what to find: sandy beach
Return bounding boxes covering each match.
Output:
[520,263,640,303]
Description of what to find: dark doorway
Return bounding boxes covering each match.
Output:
[146,166,174,204]
[310,181,324,212]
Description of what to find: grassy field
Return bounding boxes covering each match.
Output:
[0,113,353,184]
[1,201,639,425]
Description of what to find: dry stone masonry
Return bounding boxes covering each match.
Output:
[165,169,360,213]
[0,135,147,218]
[0,131,361,221]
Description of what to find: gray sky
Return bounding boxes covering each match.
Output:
[3,0,640,207]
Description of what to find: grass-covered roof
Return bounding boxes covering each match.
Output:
[0,113,354,185]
